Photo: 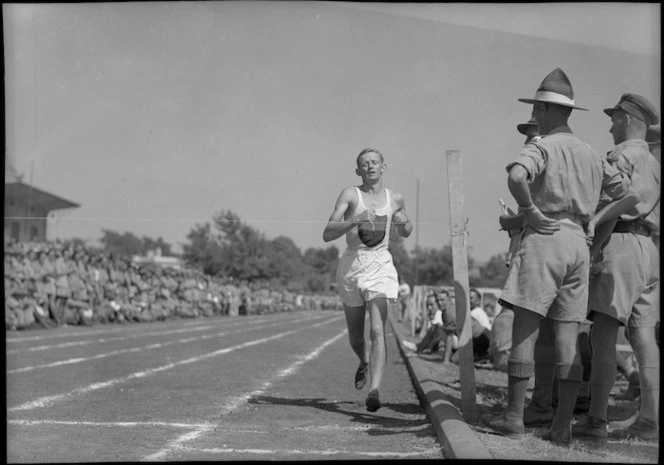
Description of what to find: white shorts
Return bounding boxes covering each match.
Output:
[336,248,398,307]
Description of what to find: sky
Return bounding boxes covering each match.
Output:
[3,1,661,263]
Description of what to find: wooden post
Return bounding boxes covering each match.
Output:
[415,178,420,284]
[411,285,421,336]
[445,150,478,424]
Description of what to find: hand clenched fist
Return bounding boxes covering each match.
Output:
[393,210,408,225]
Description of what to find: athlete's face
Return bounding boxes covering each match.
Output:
[355,152,385,180]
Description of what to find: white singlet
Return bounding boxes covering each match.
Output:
[336,187,399,307]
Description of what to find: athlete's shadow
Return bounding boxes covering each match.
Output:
[248,395,431,437]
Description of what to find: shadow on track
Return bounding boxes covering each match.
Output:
[248,395,432,437]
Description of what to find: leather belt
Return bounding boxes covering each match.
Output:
[613,220,652,237]
[543,211,584,227]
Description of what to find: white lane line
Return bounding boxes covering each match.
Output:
[8,419,270,435]
[5,312,318,343]
[8,314,328,374]
[7,313,327,354]
[142,328,348,462]
[8,419,212,429]
[6,325,215,354]
[177,446,435,458]
[151,426,215,458]
[5,319,220,343]
[215,329,348,416]
[8,316,343,412]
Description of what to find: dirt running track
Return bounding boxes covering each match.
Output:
[6,310,442,461]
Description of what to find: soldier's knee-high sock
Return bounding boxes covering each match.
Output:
[506,359,535,420]
[638,365,659,424]
[634,340,660,424]
[531,344,556,411]
[588,317,618,421]
[588,357,616,421]
[551,363,583,431]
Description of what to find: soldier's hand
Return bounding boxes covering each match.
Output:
[521,205,560,235]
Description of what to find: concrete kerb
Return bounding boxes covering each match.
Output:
[388,316,493,460]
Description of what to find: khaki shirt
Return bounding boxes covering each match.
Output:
[603,139,660,234]
[507,126,630,224]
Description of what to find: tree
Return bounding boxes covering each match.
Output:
[388,224,414,283]
[476,253,510,288]
[100,229,147,258]
[302,245,339,292]
[99,229,176,259]
[182,223,224,275]
[411,246,453,286]
[264,236,304,284]
[302,245,338,274]
[212,210,271,280]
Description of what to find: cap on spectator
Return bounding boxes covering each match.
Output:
[519,68,588,111]
[646,124,661,144]
[517,117,538,135]
[604,93,660,127]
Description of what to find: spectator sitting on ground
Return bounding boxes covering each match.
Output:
[402,292,450,355]
[449,288,492,364]
[482,293,501,325]
[397,278,411,322]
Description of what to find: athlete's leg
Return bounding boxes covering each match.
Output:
[343,304,368,365]
[366,297,388,392]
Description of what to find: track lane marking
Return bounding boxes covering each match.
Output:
[8,419,213,429]
[177,446,436,458]
[142,328,348,461]
[5,318,229,342]
[5,311,321,343]
[7,313,328,354]
[6,325,216,354]
[8,315,343,412]
[7,314,329,374]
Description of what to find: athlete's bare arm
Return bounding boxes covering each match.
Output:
[391,191,413,238]
[323,187,375,242]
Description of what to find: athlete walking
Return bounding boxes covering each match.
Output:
[323,148,413,411]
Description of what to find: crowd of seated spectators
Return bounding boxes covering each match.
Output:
[5,240,343,331]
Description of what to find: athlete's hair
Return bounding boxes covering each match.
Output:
[356,148,384,167]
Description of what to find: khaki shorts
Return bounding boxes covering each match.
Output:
[336,248,398,307]
[588,232,659,327]
[499,221,589,322]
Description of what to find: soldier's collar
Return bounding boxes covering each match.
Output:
[613,138,649,150]
[542,125,572,137]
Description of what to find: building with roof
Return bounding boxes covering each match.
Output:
[132,247,183,269]
[5,160,80,242]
